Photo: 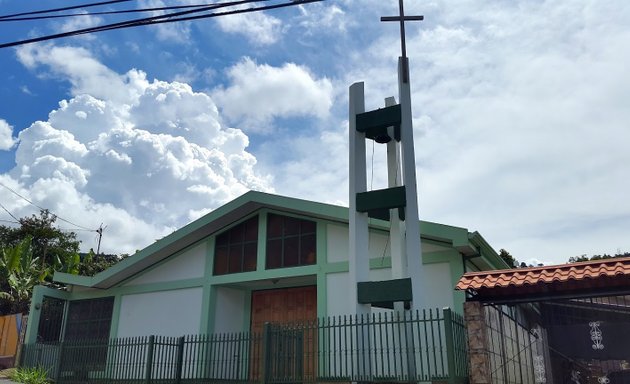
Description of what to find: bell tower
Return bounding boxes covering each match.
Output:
[348,0,426,316]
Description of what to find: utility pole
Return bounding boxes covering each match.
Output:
[96,223,105,254]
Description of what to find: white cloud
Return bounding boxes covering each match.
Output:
[55,12,103,39]
[296,4,349,35]
[212,57,333,130]
[5,45,272,254]
[16,44,144,105]
[0,120,16,150]
[216,11,281,45]
[335,0,630,263]
[5,1,630,266]
[256,120,349,206]
[138,0,191,43]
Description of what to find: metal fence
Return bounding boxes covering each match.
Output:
[20,308,467,383]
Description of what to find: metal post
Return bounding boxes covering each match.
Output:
[443,308,456,384]
[175,336,185,384]
[54,341,64,383]
[261,322,272,384]
[145,335,155,384]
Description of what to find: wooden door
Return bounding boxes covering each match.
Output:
[250,286,317,382]
[251,286,317,334]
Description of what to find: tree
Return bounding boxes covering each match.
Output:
[0,237,47,314]
[568,252,630,263]
[78,249,125,277]
[499,248,518,268]
[0,210,125,314]
[0,210,81,272]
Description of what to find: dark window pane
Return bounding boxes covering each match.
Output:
[65,297,113,342]
[245,217,258,241]
[267,214,283,238]
[284,216,300,236]
[228,244,242,273]
[244,243,257,271]
[230,223,244,243]
[266,239,282,269]
[214,247,228,275]
[284,236,299,267]
[301,219,316,234]
[300,234,317,265]
[216,232,229,247]
[265,214,318,269]
[213,215,259,275]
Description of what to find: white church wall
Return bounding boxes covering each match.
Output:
[124,242,206,286]
[117,287,203,338]
[422,262,454,310]
[326,224,349,262]
[368,231,390,259]
[326,272,351,317]
[213,286,246,334]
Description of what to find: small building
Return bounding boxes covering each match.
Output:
[457,257,630,384]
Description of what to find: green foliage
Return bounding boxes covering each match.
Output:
[0,210,127,315]
[78,249,124,277]
[10,366,50,384]
[498,248,518,268]
[568,252,630,263]
[0,237,47,314]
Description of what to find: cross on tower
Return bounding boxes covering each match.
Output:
[381,0,423,83]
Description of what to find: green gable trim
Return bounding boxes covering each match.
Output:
[316,221,328,318]
[108,294,122,339]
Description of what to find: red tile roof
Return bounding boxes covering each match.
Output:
[456,257,630,299]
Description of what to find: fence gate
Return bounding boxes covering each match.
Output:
[482,304,539,384]
[265,324,309,383]
[477,296,630,384]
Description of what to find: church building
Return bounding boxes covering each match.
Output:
[25,190,507,344]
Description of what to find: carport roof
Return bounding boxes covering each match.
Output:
[456,256,630,303]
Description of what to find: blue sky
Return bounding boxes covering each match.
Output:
[0,0,629,265]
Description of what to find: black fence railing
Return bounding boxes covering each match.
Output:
[21,308,467,383]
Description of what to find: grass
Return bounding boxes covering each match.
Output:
[9,366,50,384]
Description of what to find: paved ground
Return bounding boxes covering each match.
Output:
[0,379,17,383]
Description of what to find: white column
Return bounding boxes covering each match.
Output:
[349,81,372,382]
[397,57,426,311]
[348,82,371,316]
[385,96,405,281]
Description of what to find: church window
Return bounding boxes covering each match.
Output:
[64,297,114,341]
[266,213,316,269]
[213,216,258,275]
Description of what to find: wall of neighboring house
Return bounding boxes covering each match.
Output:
[27,208,483,344]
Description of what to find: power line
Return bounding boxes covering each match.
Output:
[0,181,96,231]
[0,3,230,22]
[0,0,133,20]
[0,201,19,222]
[0,0,266,47]
[58,227,99,232]
[0,0,324,48]
[0,181,45,211]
